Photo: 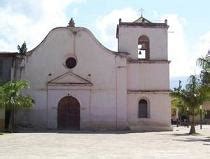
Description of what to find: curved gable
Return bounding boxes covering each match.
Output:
[27,27,128,58]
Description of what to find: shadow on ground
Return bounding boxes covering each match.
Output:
[10,129,134,134]
[172,133,190,136]
[173,136,210,145]
[4,129,173,134]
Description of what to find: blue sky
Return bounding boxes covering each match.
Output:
[0,0,210,88]
[69,0,210,42]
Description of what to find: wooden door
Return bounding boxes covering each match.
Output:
[58,96,80,130]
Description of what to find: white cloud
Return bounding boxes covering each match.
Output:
[1,3,209,79]
[197,31,210,57]
[0,0,85,51]
[165,15,210,77]
[96,10,200,78]
[162,14,195,77]
[95,8,139,50]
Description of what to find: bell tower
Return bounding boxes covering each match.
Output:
[117,16,171,131]
[116,16,169,60]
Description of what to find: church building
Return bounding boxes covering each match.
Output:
[0,16,171,131]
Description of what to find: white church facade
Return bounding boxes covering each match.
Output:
[1,16,171,131]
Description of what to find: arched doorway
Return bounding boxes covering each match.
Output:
[57,96,80,130]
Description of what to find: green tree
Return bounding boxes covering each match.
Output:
[171,97,188,118]
[17,42,27,55]
[197,57,210,85]
[171,81,188,120]
[171,75,210,134]
[0,80,33,132]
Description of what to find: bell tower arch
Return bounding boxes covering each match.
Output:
[116,16,169,60]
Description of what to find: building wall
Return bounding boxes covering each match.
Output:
[16,27,128,130]
[0,57,13,82]
[128,63,171,130]
[118,22,171,131]
[127,62,170,90]
[203,101,210,123]
[15,20,171,131]
[127,92,171,131]
[126,62,171,130]
[0,55,16,130]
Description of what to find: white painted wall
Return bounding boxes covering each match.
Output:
[127,63,170,90]
[116,57,128,129]
[17,27,128,130]
[127,92,171,131]
[15,19,171,131]
[117,22,171,131]
[47,87,91,129]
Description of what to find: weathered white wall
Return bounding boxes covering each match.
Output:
[47,86,91,129]
[17,27,128,130]
[126,61,171,130]
[15,20,171,131]
[118,26,168,60]
[16,89,48,129]
[127,92,171,131]
[116,57,128,129]
[127,63,170,90]
[117,22,171,131]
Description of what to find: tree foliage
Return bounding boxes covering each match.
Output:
[0,80,33,109]
[0,80,33,132]
[171,97,188,116]
[17,42,27,55]
[170,75,210,134]
[197,57,210,85]
[197,57,208,70]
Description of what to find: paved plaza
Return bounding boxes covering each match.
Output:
[0,126,210,159]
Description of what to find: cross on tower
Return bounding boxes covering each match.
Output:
[139,8,144,17]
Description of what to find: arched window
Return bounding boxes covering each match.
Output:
[138,35,150,59]
[138,99,148,118]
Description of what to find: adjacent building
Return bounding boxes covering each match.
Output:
[203,51,210,123]
[0,53,18,129]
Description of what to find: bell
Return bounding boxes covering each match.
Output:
[141,43,146,50]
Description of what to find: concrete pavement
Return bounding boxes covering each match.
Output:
[0,125,210,159]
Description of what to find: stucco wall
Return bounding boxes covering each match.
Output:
[15,22,171,131]
[0,57,13,82]
[127,62,170,90]
[127,92,171,131]
[17,27,128,130]
[119,22,171,131]
[116,57,128,129]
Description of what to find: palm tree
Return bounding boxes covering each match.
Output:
[0,80,33,132]
[171,75,210,134]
